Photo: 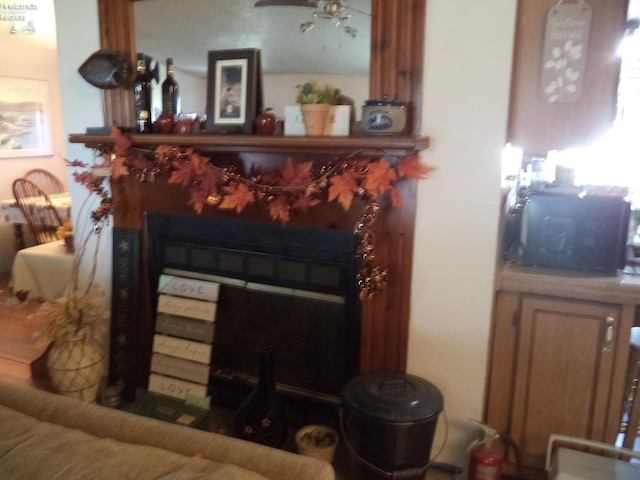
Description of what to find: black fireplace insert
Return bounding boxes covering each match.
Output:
[143,212,362,406]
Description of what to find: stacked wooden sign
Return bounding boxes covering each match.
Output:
[148,274,219,401]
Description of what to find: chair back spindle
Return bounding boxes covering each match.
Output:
[24,168,65,195]
[12,178,64,246]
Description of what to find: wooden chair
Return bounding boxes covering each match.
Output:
[23,168,65,195]
[12,178,64,245]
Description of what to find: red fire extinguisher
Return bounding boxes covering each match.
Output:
[467,420,505,480]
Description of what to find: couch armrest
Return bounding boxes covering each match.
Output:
[0,381,335,480]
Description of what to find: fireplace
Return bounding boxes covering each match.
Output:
[143,212,361,405]
[104,151,418,411]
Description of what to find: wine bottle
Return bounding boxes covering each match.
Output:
[133,53,152,133]
[162,58,181,116]
[231,346,288,448]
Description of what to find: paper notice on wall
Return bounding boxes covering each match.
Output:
[540,1,592,103]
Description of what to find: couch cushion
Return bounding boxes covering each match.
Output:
[0,381,335,480]
[0,404,269,480]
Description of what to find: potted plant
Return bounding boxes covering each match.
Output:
[295,424,340,463]
[34,165,112,403]
[56,218,74,253]
[295,80,341,136]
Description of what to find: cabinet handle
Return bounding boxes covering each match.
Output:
[603,316,615,353]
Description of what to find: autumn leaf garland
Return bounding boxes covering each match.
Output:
[81,126,434,298]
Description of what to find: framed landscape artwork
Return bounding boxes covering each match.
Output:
[205,49,263,134]
[0,76,52,158]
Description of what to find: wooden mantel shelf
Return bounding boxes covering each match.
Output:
[68,133,430,156]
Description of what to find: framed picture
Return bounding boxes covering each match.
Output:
[0,76,52,158]
[206,49,263,134]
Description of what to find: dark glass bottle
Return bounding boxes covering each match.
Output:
[133,53,152,133]
[231,346,288,448]
[161,58,180,116]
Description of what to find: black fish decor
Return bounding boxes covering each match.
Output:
[78,49,130,89]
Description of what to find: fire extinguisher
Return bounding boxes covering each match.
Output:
[466,420,505,480]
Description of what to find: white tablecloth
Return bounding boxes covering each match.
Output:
[10,241,74,301]
[0,192,71,224]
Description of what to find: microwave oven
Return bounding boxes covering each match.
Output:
[519,192,630,272]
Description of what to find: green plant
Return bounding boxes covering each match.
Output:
[295,80,341,105]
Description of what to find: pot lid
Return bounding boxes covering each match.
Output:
[342,373,443,423]
[364,99,405,107]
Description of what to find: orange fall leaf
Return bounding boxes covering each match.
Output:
[268,198,291,223]
[169,161,196,187]
[328,172,359,211]
[111,155,129,179]
[363,158,397,197]
[219,183,255,213]
[279,157,313,186]
[390,187,403,207]
[398,155,434,179]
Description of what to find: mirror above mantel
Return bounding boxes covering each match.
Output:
[133,0,371,77]
[96,0,426,138]
[132,0,372,119]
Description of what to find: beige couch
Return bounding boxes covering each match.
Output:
[0,381,335,480]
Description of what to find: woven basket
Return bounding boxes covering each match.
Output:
[47,332,105,403]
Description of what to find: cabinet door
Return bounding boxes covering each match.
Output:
[511,296,619,469]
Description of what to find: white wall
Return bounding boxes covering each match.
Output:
[169,71,368,121]
[52,0,517,473]
[263,73,368,120]
[0,0,70,271]
[408,0,517,471]
[53,0,111,306]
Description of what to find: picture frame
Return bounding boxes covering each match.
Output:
[0,76,52,158]
[205,48,263,134]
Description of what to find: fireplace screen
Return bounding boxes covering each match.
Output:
[144,212,361,404]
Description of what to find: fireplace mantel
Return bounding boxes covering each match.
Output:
[69,133,430,156]
[70,131,426,388]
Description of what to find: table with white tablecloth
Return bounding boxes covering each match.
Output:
[9,240,74,302]
[0,192,71,250]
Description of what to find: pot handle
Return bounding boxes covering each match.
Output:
[338,408,429,479]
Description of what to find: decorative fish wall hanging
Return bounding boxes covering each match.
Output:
[78,49,130,89]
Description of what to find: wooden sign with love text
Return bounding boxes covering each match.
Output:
[157,275,220,302]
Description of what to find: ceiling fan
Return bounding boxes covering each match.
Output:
[254,0,369,38]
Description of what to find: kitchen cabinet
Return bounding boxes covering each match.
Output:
[486,266,637,478]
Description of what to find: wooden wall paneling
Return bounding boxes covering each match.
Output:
[508,0,628,153]
[370,0,426,135]
[98,0,136,130]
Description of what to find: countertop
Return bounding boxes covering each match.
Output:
[497,263,640,304]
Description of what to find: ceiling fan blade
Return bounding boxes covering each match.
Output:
[345,6,371,17]
[254,0,317,7]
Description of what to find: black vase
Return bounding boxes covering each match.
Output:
[231,346,288,448]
